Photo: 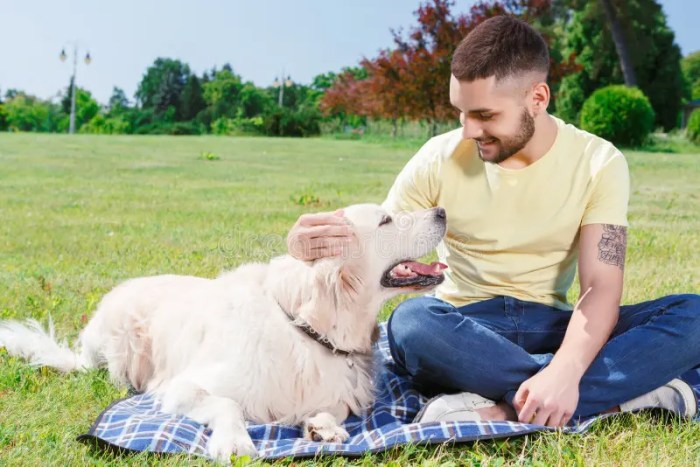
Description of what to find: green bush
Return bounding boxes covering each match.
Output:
[169,121,203,135]
[80,114,131,134]
[211,116,265,136]
[263,107,321,137]
[134,121,203,135]
[580,85,655,147]
[687,109,700,145]
[0,103,7,131]
[3,93,63,132]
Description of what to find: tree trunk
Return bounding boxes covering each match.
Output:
[599,0,637,87]
[392,118,398,138]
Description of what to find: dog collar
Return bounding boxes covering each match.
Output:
[294,320,353,357]
[275,299,367,367]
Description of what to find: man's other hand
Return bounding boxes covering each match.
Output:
[513,364,581,427]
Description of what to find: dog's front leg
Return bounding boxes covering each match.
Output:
[303,405,350,443]
[160,378,256,463]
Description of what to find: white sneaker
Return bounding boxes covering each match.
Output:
[414,392,496,423]
[620,378,698,418]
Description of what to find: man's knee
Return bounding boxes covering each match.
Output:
[680,293,700,308]
[670,294,700,319]
[386,296,453,365]
[677,293,700,327]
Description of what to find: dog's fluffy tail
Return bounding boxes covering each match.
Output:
[0,318,83,373]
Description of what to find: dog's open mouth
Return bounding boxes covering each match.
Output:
[380,260,448,288]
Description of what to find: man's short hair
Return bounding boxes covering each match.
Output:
[451,15,550,82]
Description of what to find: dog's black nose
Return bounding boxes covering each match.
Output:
[434,207,446,220]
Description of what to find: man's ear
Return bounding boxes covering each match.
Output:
[530,81,550,116]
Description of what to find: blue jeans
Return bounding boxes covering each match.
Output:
[387,294,700,418]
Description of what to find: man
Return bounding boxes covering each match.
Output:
[287,16,700,427]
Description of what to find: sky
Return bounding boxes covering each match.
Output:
[1,0,698,105]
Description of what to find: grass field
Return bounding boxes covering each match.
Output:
[0,132,698,465]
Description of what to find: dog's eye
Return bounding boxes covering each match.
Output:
[379,215,392,227]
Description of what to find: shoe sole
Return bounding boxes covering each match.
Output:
[668,378,699,418]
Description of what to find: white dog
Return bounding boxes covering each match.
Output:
[0,204,446,462]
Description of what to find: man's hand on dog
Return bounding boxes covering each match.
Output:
[287,210,353,261]
[513,364,580,427]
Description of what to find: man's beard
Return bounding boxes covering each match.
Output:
[476,109,535,164]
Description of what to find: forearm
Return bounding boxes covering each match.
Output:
[549,285,620,379]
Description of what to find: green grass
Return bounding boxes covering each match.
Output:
[0,133,699,465]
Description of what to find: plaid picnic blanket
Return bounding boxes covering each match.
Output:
[77,323,700,460]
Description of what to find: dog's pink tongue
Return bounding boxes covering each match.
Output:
[402,261,448,276]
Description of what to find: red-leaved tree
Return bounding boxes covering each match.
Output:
[359,50,411,137]
[322,0,579,137]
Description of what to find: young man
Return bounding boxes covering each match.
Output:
[286,16,700,427]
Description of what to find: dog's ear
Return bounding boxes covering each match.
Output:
[338,264,363,300]
[269,253,366,336]
[270,257,341,335]
[298,253,371,334]
[295,261,342,335]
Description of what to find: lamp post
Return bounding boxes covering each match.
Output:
[60,45,91,134]
[272,73,293,107]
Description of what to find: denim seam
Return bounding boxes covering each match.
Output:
[502,297,521,346]
[517,300,525,347]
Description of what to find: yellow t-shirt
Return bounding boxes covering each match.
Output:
[382,116,630,310]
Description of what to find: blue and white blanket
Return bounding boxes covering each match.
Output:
[78,323,700,460]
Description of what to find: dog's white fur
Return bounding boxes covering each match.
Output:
[0,204,446,461]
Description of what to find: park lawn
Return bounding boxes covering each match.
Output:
[0,132,698,465]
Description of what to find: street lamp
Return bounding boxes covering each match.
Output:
[272,73,293,107]
[60,45,92,134]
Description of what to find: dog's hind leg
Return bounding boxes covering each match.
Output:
[159,377,256,462]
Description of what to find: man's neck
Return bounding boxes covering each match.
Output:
[498,113,558,170]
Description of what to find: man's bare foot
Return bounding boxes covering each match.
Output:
[475,401,517,421]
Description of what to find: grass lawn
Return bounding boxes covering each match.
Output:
[0,132,698,465]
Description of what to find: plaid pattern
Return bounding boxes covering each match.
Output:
[78,323,700,460]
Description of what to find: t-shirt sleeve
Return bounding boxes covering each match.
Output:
[381,141,441,214]
[581,153,630,227]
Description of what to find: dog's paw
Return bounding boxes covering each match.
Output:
[303,412,350,443]
[207,430,257,464]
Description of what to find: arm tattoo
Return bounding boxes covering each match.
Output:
[597,225,627,270]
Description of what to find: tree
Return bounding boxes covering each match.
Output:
[311,72,337,92]
[389,0,469,136]
[3,92,62,132]
[598,0,637,86]
[4,89,20,100]
[0,89,6,131]
[60,76,75,115]
[179,75,206,121]
[360,50,411,137]
[682,51,700,101]
[108,87,130,113]
[238,83,272,118]
[321,0,573,136]
[135,58,191,119]
[319,68,373,120]
[556,0,685,130]
[202,68,244,119]
[59,84,100,131]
